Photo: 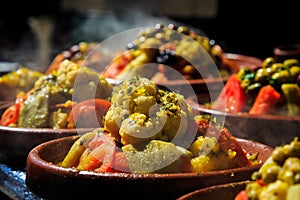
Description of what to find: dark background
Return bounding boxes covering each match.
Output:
[1,0,299,70]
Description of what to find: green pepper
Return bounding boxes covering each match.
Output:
[281,83,300,116]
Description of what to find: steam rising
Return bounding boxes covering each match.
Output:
[1,9,206,73]
[70,10,206,43]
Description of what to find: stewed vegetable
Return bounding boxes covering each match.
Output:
[0,60,114,128]
[101,23,233,82]
[212,57,300,115]
[59,76,258,174]
[235,137,300,200]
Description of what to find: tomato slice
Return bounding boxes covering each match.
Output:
[77,132,116,172]
[0,104,19,126]
[67,99,112,128]
[234,190,248,200]
[218,128,252,167]
[212,74,246,112]
[0,93,27,126]
[249,85,280,115]
[101,51,133,78]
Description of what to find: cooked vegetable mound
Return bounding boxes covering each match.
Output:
[60,76,257,174]
[104,75,193,145]
[235,137,300,200]
[17,60,113,128]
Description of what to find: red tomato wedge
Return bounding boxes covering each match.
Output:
[234,190,248,200]
[218,128,252,167]
[67,99,112,128]
[195,117,252,167]
[0,104,19,126]
[212,74,246,112]
[77,132,116,172]
[249,85,280,115]
[101,51,133,78]
[0,93,27,126]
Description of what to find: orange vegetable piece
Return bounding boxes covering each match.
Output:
[234,190,248,200]
[77,132,116,172]
[249,85,280,115]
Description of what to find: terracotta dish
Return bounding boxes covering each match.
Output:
[273,43,300,62]
[177,181,249,200]
[160,53,262,97]
[26,136,272,199]
[0,126,93,168]
[187,94,300,148]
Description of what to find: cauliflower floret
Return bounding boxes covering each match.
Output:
[104,75,194,145]
[56,59,113,101]
[56,59,82,88]
[120,113,162,145]
[104,106,128,141]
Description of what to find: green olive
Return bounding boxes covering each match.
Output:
[283,142,300,157]
[289,137,300,157]
[271,70,290,83]
[262,164,281,183]
[284,58,299,68]
[245,182,262,200]
[271,63,286,72]
[272,147,287,165]
[294,172,300,183]
[251,171,262,180]
[262,57,276,68]
[254,68,269,83]
[265,67,273,76]
[278,169,295,185]
[241,79,252,89]
[283,157,300,172]
[290,66,300,81]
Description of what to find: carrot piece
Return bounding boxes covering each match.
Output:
[77,132,116,172]
[249,85,280,115]
[101,51,133,78]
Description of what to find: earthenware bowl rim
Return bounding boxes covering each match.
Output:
[177,180,250,200]
[27,135,273,178]
[188,97,300,122]
[0,125,94,134]
[157,53,262,85]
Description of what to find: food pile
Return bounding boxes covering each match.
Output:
[211,57,300,116]
[101,23,236,82]
[0,60,113,128]
[235,137,300,200]
[59,76,259,174]
[0,67,44,101]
